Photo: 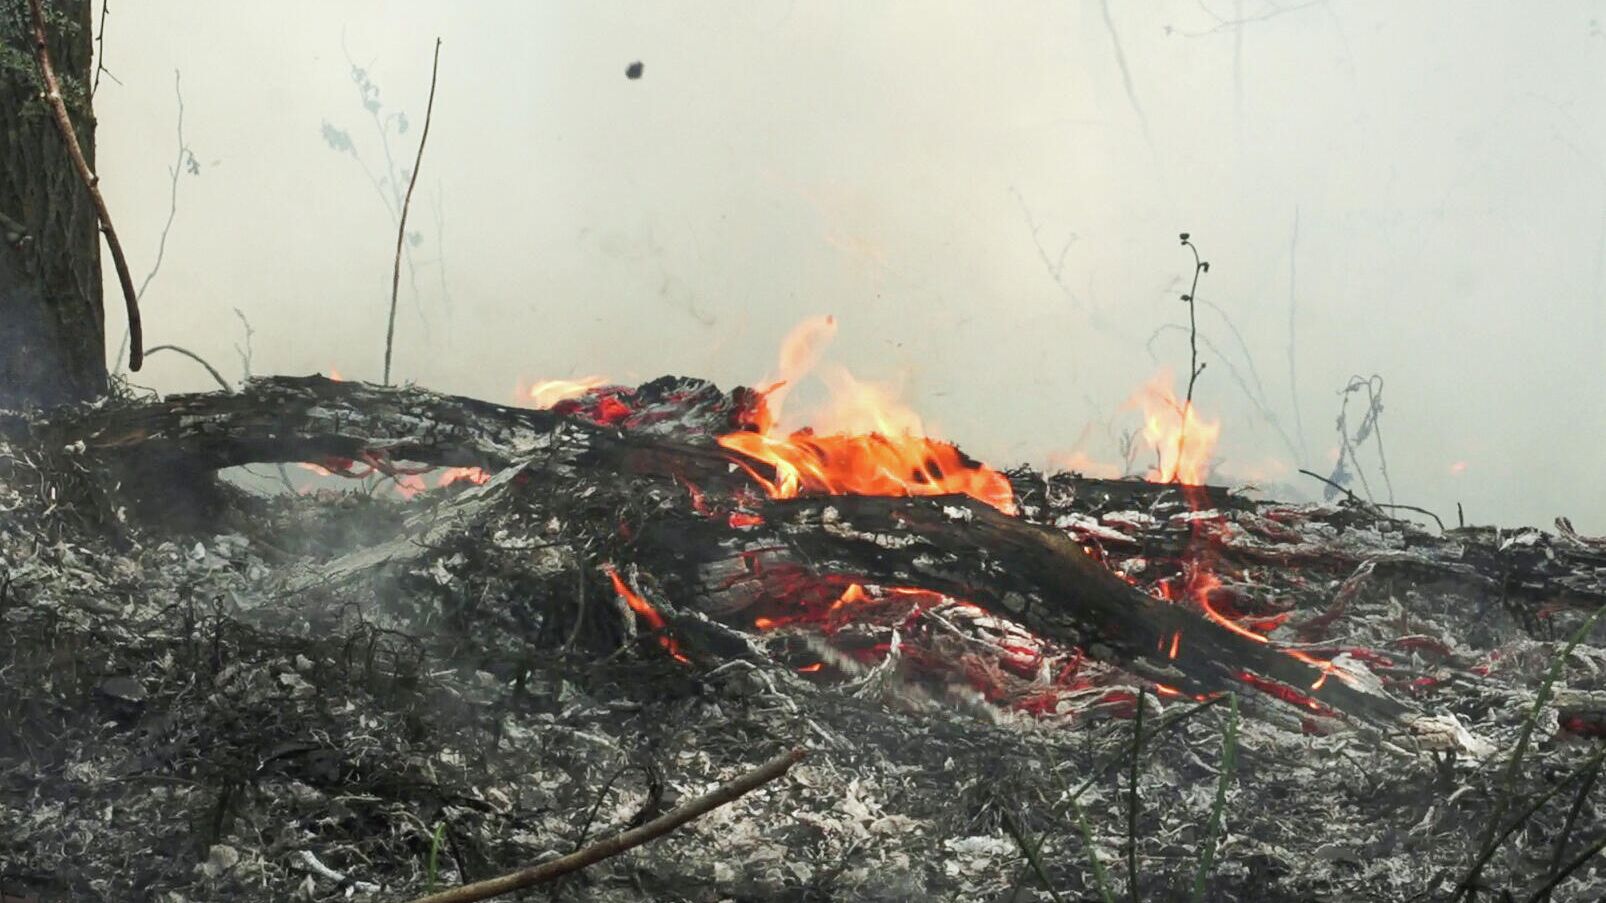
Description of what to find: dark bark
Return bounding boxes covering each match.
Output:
[0,0,105,408]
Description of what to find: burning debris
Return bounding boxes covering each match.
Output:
[1,335,1604,900]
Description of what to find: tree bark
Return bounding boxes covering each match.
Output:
[0,0,105,409]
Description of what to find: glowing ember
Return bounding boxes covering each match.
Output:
[717,318,1016,513]
[438,466,491,488]
[1134,369,1221,485]
[604,566,688,663]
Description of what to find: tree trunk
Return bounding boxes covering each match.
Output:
[0,0,104,409]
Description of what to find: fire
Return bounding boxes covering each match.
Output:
[716,318,1016,514]
[604,566,688,663]
[1134,369,1220,485]
[328,367,344,382]
[438,466,490,488]
[528,376,608,409]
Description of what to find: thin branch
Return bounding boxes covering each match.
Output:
[383,38,441,386]
[1286,205,1308,463]
[144,345,231,392]
[1173,234,1209,483]
[1097,0,1156,157]
[115,69,189,374]
[398,748,806,903]
[1296,469,1444,532]
[1298,467,1363,506]
[90,0,110,97]
[27,0,144,370]
[232,307,255,381]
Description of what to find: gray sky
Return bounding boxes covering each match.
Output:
[97,1,1606,529]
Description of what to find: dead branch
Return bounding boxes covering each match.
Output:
[114,69,190,374]
[397,747,805,903]
[26,0,143,371]
[143,344,231,392]
[383,37,442,386]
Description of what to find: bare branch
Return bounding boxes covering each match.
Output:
[383,38,441,386]
[27,0,144,370]
[144,344,231,392]
[398,748,806,903]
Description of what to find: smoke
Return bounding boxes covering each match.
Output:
[95,1,1606,530]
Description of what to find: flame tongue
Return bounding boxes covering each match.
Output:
[1136,369,1221,486]
[716,317,1016,514]
[717,426,1016,513]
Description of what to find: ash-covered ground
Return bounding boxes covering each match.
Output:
[2,386,1605,902]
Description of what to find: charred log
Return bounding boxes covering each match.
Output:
[7,374,1431,728]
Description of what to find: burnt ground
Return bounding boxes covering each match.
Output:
[2,424,1605,901]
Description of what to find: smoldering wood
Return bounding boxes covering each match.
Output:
[17,373,1575,729]
[6,374,1606,900]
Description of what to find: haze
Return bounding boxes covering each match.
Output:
[96,2,1606,530]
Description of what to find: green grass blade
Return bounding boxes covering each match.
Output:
[425,820,447,891]
[1190,692,1239,902]
[1067,793,1117,903]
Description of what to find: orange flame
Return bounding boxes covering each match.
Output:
[717,318,1016,513]
[604,566,688,663]
[438,466,491,488]
[1134,369,1220,485]
[528,376,608,409]
[328,367,345,382]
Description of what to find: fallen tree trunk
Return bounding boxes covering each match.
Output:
[10,375,1423,726]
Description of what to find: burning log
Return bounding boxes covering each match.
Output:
[12,374,1421,728]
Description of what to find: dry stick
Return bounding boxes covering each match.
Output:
[383,37,442,386]
[1296,469,1446,532]
[398,748,806,903]
[144,345,230,392]
[90,0,111,96]
[27,0,143,371]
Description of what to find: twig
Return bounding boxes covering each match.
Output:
[115,69,189,374]
[27,0,144,370]
[1286,205,1308,462]
[383,37,441,386]
[398,748,806,903]
[1298,467,1364,506]
[91,0,113,96]
[1097,0,1155,158]
[1173,233,1209,482]
[1297,469,1445,531]
[144,345,231,392]
[1375,502,1445,533]
[233,308,255,381]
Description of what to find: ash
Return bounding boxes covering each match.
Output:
[1,383,1604,902]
